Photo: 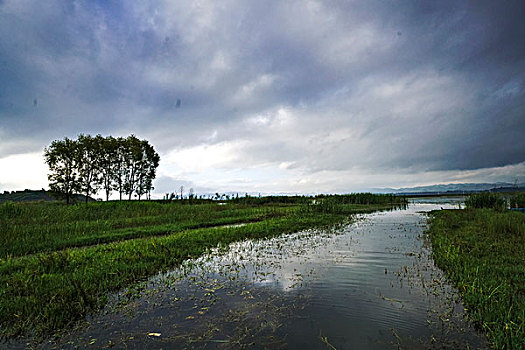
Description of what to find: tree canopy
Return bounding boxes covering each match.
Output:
[44,135,160,203]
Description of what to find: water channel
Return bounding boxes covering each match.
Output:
[41,199,489,349]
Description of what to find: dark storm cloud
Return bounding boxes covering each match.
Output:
[0,0,523,180]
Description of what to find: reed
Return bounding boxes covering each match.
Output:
[464,192,507,211]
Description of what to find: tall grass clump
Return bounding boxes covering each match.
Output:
[428,209,525,349]
[465,192,507,211]
[0,201,22,218]
[299,193,407,215]
[510,192,525,209]
[315,193,407,205]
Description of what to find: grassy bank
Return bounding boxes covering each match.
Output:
[428,208,525,349]
[0,194,405,339]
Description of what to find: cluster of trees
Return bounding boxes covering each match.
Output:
[44,134,160,204]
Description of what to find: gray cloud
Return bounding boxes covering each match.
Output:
[0,0,524,191]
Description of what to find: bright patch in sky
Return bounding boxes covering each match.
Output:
[0,153,48,191]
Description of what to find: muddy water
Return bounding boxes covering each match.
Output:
[42,200,488,349]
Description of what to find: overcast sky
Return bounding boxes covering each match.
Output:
[1,0,524,196]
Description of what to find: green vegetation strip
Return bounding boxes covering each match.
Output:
[0,196,404,339]
[428,209,525,349]
[0,201,288,258]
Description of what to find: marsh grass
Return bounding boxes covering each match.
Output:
[464,192,507,211]
[428,209,525,349]
[0,195,405,339]
[510,193,525,209]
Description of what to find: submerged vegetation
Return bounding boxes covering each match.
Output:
[0,194,406,339]
[428,193,525,349]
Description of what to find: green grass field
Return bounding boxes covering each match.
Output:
[0,194,404,339]
[428,208,525,349]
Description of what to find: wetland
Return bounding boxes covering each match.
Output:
[2,194,523,349]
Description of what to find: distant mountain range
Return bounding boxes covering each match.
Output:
[373,182,525,194]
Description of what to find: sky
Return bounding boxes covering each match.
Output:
[1,0,524,197]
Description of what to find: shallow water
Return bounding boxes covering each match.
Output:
[29,200,488,349]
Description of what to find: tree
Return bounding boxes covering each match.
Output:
[45,134,160,202]
[44,137,80,204]
[143,140,160,200]
[113,137,127,200]
[188,187,195,204]
[114,136,162,201]
[77,134,103,203]
[122,135,143,200]
[98,136,119,201]
[135,139,160,200]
